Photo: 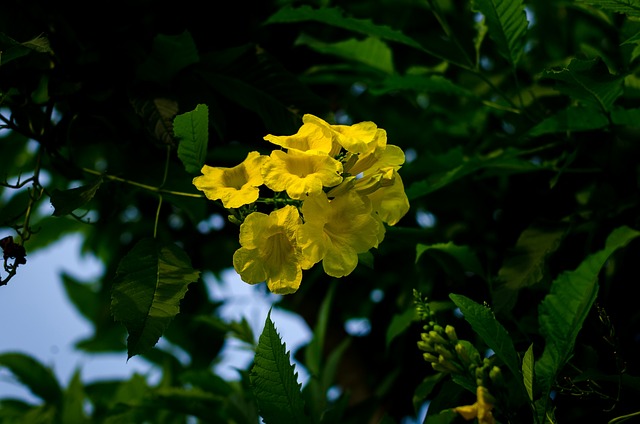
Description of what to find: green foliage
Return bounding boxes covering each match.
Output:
[175,104,210,174]
[2,0,640,423]
[111,238,200,358]
[251,310,310,424]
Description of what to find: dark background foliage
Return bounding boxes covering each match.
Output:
[2,0,640,423]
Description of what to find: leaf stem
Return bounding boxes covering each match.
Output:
[81,168,204,199]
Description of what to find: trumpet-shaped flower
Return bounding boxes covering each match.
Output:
[232,206,309,294]
[453,386,496,424]
[264,119,336,154]
[303,114,381,154]
[297,191,384,278]
[193,151,267,209]
[262,149,343,199]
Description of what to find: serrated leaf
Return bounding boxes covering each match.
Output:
[528,105,609,136]
[416,241,485,278]
[0,353,62,403]
[174,104,209,174]
[449,294,522,383]
[50,177,103,217]
[296,33,394,74]
[472,0,529,66]
[250,309,309,424]
[493,221,568,314]
[576,0,640,18]
[535,225,640,395]
[111,238,200,359]
[542,57,624,112]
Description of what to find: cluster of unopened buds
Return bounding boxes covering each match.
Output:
[415,292,502,424]
[192,114,410,294]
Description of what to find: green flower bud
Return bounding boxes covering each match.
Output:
[489,366,503,386]
[445,325,458,342]
[423,352,439,363]
[428,330,448,345]
[434,344,454,360]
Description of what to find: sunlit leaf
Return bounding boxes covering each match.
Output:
[536,225,640,395]
[174,104,209,174]
[522,344,534,402]
[111,238,200,358]
[50,177,103,217]
[296,33,394,74]
[0,353,62,403]
[250,309,309,424]
[472,0,529,66]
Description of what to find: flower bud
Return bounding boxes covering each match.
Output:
[445,325,458,342]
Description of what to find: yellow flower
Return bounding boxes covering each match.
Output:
[453,386,496,424]
[303,114,380,154]
[297,191,384,277]
[365,170,410,226]
[192,151,267,209]
[264,118,337,154]
[232,206,309,294]
[262,149,343,200]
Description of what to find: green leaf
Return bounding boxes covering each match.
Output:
[522,344,534,402]
[174,104,209,174]
[611,106,640,125]
[265,5,426,53]
[251,309,309,424]
[50,177,103,217]
[369,74,474,97]
[528,105,610,136]
[0,353,62,403]
[449,294,522,383]
[542,57,624,112]
[493,221,568,314]
[471,0,529,66]
[137,30,199,84]
[416,241,485,279]
[62,273,100,325]
[305,281,336,377]
[576,0,640,18]
[296,33,394,74]
[386,306,418,348]
[405,148,546,200]
[111,238,200,358]
[62,369,88,424]
[536,225,640,395]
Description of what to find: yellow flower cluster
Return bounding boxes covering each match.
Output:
[193,114,410,294]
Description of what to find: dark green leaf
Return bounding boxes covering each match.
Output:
[449,294,522,383]
[111,238,200,358]
[369,74,474,97]
[50,177,103,217]
[528,105,609,136]
[250,309,309,424]
[0,353,62,403]
[416,242,485,278]
[137,31,199,84]
[386,306,418,348]
[536,225,640,395]
[62,273,100,325]
[522,344,534,402]
[265,5,426,52]
[175,104,209,174]
[493,221,568,314]
[576,0,640,17]
[62,369,88,424]
[472,0,529,66]
[542,57,624,112]
[611,106,640,125]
